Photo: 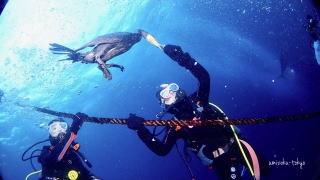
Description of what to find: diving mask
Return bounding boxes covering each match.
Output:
[48,121,68,137]
[159,83,179,105]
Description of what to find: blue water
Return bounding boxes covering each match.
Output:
[0,0,320,179]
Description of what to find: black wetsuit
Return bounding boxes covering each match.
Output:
[135,45,254,180]
[38,117,99,180]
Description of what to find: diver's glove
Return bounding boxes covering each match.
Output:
[127,113,144,131]
[70,112,87,134]
[164,45,192,67]
[164,45,183,59]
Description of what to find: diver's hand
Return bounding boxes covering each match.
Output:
[164,45,183,56]
[163,44,193,67]
[163,44,187,64]
[127,113,144,130]
[70,112,87,134]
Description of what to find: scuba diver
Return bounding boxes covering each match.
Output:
[22,112,101,180]
[305,15,320,65]
[127,30,269,180]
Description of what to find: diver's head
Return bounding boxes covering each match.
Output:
[48,118,68,145]
[156,83,187,107]
[158,83,179,105]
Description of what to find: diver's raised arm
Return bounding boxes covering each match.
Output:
[163,45,210,104]
[139,30,210,103]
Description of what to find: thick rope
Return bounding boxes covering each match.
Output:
[30,106,320,126]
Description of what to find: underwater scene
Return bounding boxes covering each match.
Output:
[0,0,320,179]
